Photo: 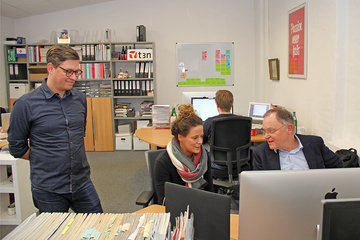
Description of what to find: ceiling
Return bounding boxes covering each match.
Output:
[0,0,114,19]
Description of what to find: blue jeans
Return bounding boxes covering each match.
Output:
[31,180,103,214]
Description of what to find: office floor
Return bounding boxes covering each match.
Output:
[0,150,239,238]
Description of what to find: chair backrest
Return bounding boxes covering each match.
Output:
[210,116,252,181]
[145,149,166,205]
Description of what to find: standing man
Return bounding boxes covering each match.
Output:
[7,45,103,213]
[253,107,344,170]
[202,90,236,144]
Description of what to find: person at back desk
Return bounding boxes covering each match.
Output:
[203,90,237,170]
[154,104,214,204]
[202,90,236,144]
[253,108,344,170]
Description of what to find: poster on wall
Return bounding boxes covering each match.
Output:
[288,2,307,79]
[176,42,234,86]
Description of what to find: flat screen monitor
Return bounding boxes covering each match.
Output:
[165,182,231,240]
[1,113,10,133]
[191,97,233,121]
[248,102,271,121]
[320,198,360,240]
[239,168,360,240]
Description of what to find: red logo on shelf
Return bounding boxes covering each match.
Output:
[128,51,138,59]
[127,49,153,60]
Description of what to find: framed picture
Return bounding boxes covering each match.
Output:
[57,28,70,44]
[268,58,280,80]
[288,2,307,79]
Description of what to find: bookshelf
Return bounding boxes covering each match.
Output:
[4,42,156,151]
[0,153,37,225]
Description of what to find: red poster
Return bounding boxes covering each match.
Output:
[288,3,307,79]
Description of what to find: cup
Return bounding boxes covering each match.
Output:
[251,129,259,136]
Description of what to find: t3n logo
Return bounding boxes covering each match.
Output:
[127,49,153,60]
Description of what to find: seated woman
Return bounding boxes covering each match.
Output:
[154,104,214,204]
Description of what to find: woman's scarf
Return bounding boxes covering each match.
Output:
[167,138,208,189]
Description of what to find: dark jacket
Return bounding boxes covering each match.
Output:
[252,134,344,170]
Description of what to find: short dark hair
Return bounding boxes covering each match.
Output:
[46,45,79,68]
[215,90,233,112]
[171,104,203,140]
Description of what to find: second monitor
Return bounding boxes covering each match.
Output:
[191,97,233,121]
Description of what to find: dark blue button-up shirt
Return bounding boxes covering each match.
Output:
[7,79,90,194]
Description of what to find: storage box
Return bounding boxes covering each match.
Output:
[115,133,133,150]
[133,134,150,150]
[117,124,132,134]
[135,120,150,129]
[28,65,47,80]
[9,83,26,98]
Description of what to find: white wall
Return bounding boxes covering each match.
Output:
[259,0,360,149]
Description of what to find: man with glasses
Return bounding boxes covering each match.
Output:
[8,45,103,213]
[252,108,343,170]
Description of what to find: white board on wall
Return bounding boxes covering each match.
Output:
[176,42,234,86]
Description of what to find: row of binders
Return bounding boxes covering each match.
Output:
[135,62,153,78]
[8,63,27,80]
[114,80,153,96]
[79,63,111,79]
[81,44,111,61]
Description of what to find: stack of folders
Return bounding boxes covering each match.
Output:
[152,105,170,129]
[28,45,50,62]
[140,101,154,117]
[135,62,154,78]
[113,80,153,96]
[114,103,131,117]
[171,206,195,240]
[3,212,172,240]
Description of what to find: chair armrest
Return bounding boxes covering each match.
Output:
[213,180,234,189]
[136,191,155,207]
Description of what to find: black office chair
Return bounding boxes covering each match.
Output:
[210,116,252,195]
[136,149,166,207]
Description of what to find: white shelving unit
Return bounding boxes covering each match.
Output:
[0,153,37,225]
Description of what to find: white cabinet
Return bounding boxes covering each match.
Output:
[0,153,37,225]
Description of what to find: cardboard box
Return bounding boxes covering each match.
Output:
[28,65,47,80]
[115,133,133,150]
[9,83,26,98]
[117,124,132,134]
[133,134,150,150]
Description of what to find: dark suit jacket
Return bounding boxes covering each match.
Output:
[252,134,344,170]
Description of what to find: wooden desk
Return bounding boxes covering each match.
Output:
[136,204,239,240]
[135,127,266,148]
[0,133,8,148]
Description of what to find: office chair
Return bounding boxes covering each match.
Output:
[210,116,252,195]
[136,149,166,207]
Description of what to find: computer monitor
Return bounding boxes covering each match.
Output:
[248,102,271,121]
[191,97,232,121]
[320,198,360,240]
[165,182,231,240]
[238,168,360,240]
[1,113,10,133]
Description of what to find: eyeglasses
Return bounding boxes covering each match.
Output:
[58,66,82,77]
[260,124,287,135]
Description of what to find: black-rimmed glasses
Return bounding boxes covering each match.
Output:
[58,66,82,77]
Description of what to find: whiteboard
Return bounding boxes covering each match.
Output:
[176,42,234,86]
